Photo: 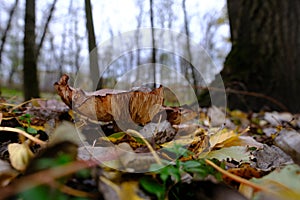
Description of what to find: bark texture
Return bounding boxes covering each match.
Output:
[23,0,40,100]
[84,0,100,89]
[223,0,300,112]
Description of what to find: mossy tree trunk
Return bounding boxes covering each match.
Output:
[223,0,300,112]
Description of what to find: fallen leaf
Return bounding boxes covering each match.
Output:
[251,145,293,171]
[48,121,85,146]
[209,128,238,148]
[0,159,19,187]
[204,146,251,162]
[250,164,300,200]
[139,120,176,144]
[275,129,300,165]
[227,163,262,179]
[264,112,293,126]
[8,143,34,171]
[119,181,145,200]
[54,74,164,125]
[221,136,263,149]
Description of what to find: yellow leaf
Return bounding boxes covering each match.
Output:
[239,183,254,199]
[120,181,144,200]
[230,110,248,119]
[8,143,34,171]
[209,128,237,148]
[221,136,263,148]
[209,127,252,149]
[100,177,144,200]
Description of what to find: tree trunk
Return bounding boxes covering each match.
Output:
[150,0,156,87]
[23,0,40,100]
[182,0,200,96]
[84,0,100,89]
[223,0,300,112]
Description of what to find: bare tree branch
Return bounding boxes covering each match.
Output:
[36,0,58,58]
[0,0,19,69]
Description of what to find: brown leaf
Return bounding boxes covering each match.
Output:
[54,74,164,125]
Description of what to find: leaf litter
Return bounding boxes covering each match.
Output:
[0,74,299,199]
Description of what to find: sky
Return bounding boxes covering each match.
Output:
[0,0,230,87]
[45,0,229,47]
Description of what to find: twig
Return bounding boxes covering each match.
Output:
[205,159,268,192]
[126,129,162,165]
[8,98,46,113]
[198,86,288,111]
[0,127,47,146]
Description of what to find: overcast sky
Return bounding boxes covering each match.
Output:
[0,0,230,85]
[42,0,229,46]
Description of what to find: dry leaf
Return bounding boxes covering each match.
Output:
[8,143,34,171]
[205,146,251,162]
[251,145,293,171]
[209,128,237,148]
[139,120,176,144]
[221,136,263,149]
[54,74,164,125]
[119,181,144,200]
[250,164,300,200]
[0,159,19,187]
[208,127,261,149]
[275,129,300,165]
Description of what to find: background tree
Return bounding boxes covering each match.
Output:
[0,0,19,74]
[23,0,57,100]
[182,0,200,96]
[84,0,100,89]
[222,0,300,112]
[23,0,39,100]
[149,0,156,87]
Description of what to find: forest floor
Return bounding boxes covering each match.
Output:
[0,87,299,200]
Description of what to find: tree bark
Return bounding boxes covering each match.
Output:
[150,0,156,87]
[23,0,40,100]
[84,0,100,89]
[223,0,300,112]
